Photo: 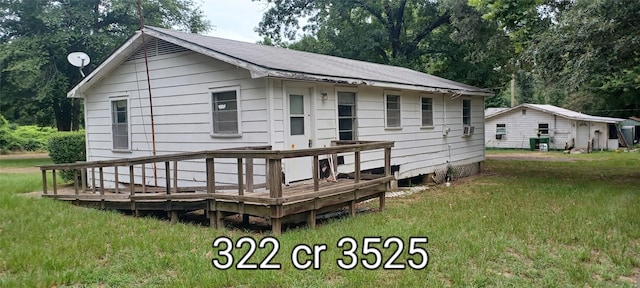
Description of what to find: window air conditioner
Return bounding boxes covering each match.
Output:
[495,134,503,140]
[463,125,475,136]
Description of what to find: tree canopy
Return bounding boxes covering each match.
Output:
[526,0,640,116]
[256,0,512,90]
[0,0,210,130]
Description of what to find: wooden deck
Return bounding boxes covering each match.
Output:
[39,141,394,234]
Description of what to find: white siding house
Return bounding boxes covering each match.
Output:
[69,26,493,188]
[485,104,624,151]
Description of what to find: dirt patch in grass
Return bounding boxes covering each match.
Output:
[0,167,40,173]
[0,152,48,160]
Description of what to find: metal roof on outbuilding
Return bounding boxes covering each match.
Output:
[485,103,624,124]
[68,26,493,98]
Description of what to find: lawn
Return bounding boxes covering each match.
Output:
[0,152,638,287]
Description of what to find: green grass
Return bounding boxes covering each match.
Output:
[0,157,52,168]
[0,152,639,287]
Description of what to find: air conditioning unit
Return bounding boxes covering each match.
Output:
[463,125,475,136]
[495,134,503,140]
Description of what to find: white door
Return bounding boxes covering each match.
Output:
[284,88,312,183]
[576,121,589,148]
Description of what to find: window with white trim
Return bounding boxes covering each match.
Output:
[385,93,401,128]
[462,99,471,126]
[421,97,433,127]
[111,99,129,150]
[496,124,506,135]
[211,87,240,135]
[538,123,549,135]
[338,91,357,140]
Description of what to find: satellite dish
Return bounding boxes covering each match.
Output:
[67,52,91,77]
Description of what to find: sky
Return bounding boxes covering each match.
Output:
[200,0,270,43]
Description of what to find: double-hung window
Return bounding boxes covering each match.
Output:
[338,92,356,140]
[211,87,240,136]
[538,123,549,136]
[421,97,433,127]
[111,98,129,150]
[462,99,471,126]
[385,93,401,128]
[496,124,506,135]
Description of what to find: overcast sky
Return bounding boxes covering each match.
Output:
[200,0,270,43]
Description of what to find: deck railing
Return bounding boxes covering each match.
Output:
[39,141,394,201]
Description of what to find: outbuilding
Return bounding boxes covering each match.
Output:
[485,104,623,151]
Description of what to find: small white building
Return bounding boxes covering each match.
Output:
[485,104,624,151]
[68,26,493,187]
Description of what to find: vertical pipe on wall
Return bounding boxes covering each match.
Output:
[137,0,158,186]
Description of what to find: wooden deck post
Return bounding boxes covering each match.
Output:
[52,170,57,195]
[141,165,146,193]
[381,146,391,212]
[91,168,96,193]
[129,165,135,195]
[268,158,282,198]
[206,158,215,194]
[99,167,104,196]
[41,170,47,195]
[313,155,319,191]
[354,150,361,183]
[237,158,244,195]
[237,158,249,224]
[271,217,282,235]
[384,147,391,177]
[308,210,316,228]
[245,157,254,193]
[170,211,178,224]
[73,170,79,195]
[173,161,178,194]
[165,161,171,195]
[268,158,283,235]
[81,168,87,193]
[114,166,120,194]
[349,200,356,217]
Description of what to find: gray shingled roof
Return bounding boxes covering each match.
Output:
[144,26,492,96]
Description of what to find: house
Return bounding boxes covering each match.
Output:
[485,104,624,151]
[68,26,493,188]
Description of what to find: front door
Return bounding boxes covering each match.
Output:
[284,88,312,184]
[576,121,590,149]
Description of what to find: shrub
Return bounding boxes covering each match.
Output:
[48,132,86,181]
[0,115,57,152]
[14,126,57,151]
[0,115,21,152]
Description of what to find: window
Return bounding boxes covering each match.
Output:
[111,99,129,150]
[522,109,526,115]
[538,123,549,135]
[385,94,401,128]
[211,88,239,135]
[462,99,471,126]
[289,94,304,135]
[496,124,506,135]
[421,97,433,127]
[338,92,356,140]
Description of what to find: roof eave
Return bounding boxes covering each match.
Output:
[67,32,144,98]
[259,70,493,96]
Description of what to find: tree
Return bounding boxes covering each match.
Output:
[256,0,512,90]
[527,0,640,117]
[0,0,210,130]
